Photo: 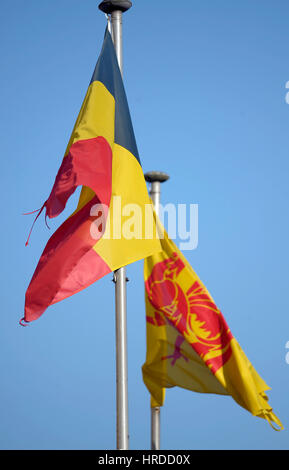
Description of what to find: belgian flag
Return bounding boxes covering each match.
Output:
[22,29,161,323]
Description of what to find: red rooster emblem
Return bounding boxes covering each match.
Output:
[146,254,233,374]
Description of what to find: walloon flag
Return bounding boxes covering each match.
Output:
[22,29,160,324]
[142,227,283,430]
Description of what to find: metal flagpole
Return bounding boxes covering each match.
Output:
[99,0,132,450]
[144,171,169,450]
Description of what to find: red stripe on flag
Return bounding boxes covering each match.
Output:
[24,136,113,322]
[24,196,111,322]
[45,136,112,218]
[25,200,112,323]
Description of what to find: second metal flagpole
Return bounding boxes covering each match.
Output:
[145,171,169,450]
[99,0,132,450]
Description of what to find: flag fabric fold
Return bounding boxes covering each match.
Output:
[142,227,283,430]
[23,29,161,323]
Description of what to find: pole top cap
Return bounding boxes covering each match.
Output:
[98,1,132,13]
[144,171,170,184]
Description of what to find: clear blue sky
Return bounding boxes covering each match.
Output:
[1,0,289,450]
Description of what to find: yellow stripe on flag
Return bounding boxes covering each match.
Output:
[93,143,161,270]
[64,81,115,156]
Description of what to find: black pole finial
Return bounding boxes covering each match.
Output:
[144,172,170,184]
[98,1,132,13]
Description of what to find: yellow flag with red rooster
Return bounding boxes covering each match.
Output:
[142,229,283,430]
